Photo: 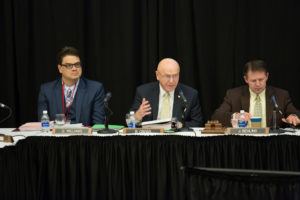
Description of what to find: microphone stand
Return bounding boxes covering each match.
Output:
[176,100,193,132]
[270,108,285,134]
[181,102,187,128]
[97,102,118,134]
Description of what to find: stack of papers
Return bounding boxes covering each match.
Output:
[19,122,42,131]
[53,123,83,128]
[141,119,173,130]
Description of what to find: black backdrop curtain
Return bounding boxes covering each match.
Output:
[0,0,300,127]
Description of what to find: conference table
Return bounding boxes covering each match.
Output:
[1,128,300,200]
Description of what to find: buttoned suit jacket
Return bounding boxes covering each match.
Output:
[130,82,203,127]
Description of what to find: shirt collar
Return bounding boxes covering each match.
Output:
[62,78,80,89]
[159,84,174,98]
[249,87,266,99]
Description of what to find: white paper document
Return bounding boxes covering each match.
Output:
[141,118,173,130]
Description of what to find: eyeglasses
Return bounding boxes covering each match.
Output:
[158,71,179,80]
[61,62,81,69]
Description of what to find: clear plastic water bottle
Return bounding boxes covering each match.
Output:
[128,111,136,128]
[41,110,50,132]
[238,110,248,127]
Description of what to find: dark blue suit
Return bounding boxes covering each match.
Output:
[130,82,203,127]
[38,77,105,126]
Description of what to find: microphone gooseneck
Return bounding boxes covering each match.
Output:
[178,89,187,104]
[104,92,112,103]
[0,103,8,108]
[271,95,278,109]
[0,103,13,124]
[271,95,283,116]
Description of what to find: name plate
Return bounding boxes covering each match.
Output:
[227,127,269,134]
[0,134,14,143]
[52,128,92,135]
[123,128,164,134]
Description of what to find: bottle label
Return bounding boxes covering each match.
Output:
[128,122,136,128]
[41,122,50,128]
[238,120,248,127]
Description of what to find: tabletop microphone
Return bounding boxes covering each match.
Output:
[0,102,13,124]
[98,92,117,133]
[177,88,188,129]
[0,102,9,109]
[270,95,285,133]
[271,95,283,116]
[104,92,112,103]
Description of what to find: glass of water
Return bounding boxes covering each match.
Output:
[55,114,65,126]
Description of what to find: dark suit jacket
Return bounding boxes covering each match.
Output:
[130,82,203,127]
[211,85,300,127]
[38,77,105,126]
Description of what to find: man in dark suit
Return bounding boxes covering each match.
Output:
[211,59,300,127]
[130,58,203,128]
[38,46,105,126]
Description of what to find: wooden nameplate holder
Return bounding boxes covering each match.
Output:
[123,128,164,134]
[52,127,92,135]
[0,134,14,143]
[227,127,269,134]
[201,120,226,134]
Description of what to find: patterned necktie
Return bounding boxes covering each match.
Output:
[253,95,262,117]
[160,92,170,119]
[66,88,73,108]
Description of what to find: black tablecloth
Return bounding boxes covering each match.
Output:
[1,135,300,200]
[183,167,300,200]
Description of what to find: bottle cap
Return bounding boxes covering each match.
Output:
[240,110,245,113]
[130,111,135,115]
[43,110,48,114]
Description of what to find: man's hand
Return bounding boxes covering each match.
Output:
[282,114,300,126]
[134,98,152,121]
[177,122,183,129]
[233,112,252,122]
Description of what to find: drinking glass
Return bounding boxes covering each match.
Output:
[55,114,65,126]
